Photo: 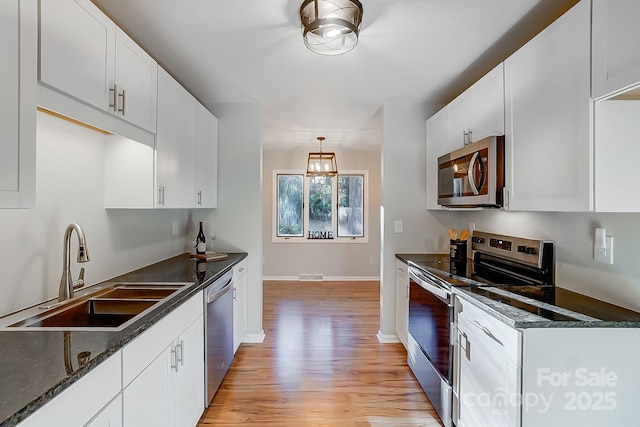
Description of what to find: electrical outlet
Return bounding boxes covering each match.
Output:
[394,220,403,233]
[594,228,614,264]
[171,221,178,236]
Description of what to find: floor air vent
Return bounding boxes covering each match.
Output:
[298,274,324,281]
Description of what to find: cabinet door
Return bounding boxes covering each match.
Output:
[0,0,36,208]
[394,261,409,348]
[446,91,473,148]
[156,67,197,208]
[39,0,115,112]
[173,316,205,427]
[86,395,122,427]
[114,28,157,133]
[457,324,519,427]
[471,63,504,142]
[592,0,640,99]
[233,262,248,353]
[504,0,591,211]
[123,348,171,427]
[425,108,448,210]
[195,104,219,208]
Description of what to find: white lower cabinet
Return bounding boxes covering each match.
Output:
[232,259,248,353]
[394,260,409,348]
[122,291,205,427]
[86,395,123,427]
[17,352,122,426]
[455,295,640,426]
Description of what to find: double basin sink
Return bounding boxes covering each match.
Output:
[4,283,190,330]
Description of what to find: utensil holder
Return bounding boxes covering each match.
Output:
[450,239,467,262]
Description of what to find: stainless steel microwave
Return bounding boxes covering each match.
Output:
[437,136,504,208]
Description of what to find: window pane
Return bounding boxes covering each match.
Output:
[338,175,364,237]
[277,175,303,236]
[308,176,333,239]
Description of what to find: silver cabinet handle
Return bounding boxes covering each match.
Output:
[109,84,118,111]
[460,331,471,361]
[118,89,126,115]
[158,186,165,206]
[177,340,184,366]
[470,319,503,347]
[170,345,178,372]
[197,190,202,205]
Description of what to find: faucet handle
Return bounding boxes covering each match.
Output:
[73,268,86,290]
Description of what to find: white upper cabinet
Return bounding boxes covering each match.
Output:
[425,108,448,210]
[114,28,158,132]
[0,0,37,208]
[592,0,640,99]
[504,0,591,212]
[39,0,157,133]
[195,104,219,208]
[156,67,198,208]
[425,63,504,210]
[470,63,505,142]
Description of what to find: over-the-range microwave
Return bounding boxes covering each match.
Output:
[437,135,504,208]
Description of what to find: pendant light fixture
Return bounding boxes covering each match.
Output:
[306,136,338,176]
[299,0,363,56]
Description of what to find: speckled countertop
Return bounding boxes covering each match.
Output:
[396,253,640,329]
[0,252,247,427]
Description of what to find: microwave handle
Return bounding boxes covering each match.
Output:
[467,152,482,196]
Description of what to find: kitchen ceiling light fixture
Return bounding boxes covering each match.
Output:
[299,0,363,56]
[306,136,338,176]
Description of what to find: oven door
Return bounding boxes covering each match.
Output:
[408,267,453,381]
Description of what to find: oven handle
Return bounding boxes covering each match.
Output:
[408,267,451,303]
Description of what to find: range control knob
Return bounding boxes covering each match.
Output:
[517,245,526,253]
[525,247,537,255]
[472,237,485,244]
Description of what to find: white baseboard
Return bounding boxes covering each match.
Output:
[376,330,401,343]
[242,330,266,343]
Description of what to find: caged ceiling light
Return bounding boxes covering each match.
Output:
[306,136,338,176]
[299,0,363,56]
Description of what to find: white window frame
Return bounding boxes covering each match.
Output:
[272,169,369,243]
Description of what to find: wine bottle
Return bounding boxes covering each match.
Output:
[196,221,206,254]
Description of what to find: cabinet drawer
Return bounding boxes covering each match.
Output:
[122,291,203,386]
[395,260,408,281]
[233,259,247,279]
[455,295,520,359]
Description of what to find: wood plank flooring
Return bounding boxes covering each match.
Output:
[198,280,443,426]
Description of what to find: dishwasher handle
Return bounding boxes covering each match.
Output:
[206,277,233,303]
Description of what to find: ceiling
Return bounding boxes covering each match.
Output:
[93,0,579,150]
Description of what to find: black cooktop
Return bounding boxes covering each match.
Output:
[402,254,640,322]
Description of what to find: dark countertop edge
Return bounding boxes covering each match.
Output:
[395,253,449,263]
[453,287,640,329]
[1,252,247,427]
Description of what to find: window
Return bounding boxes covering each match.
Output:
[273,170,368,243]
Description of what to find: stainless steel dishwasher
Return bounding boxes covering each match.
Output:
[204,268,234,404]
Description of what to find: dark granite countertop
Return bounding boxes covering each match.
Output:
[0,252,247,427]
[396,253,640,329]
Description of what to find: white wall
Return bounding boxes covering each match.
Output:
[457,210,640,312]
[262,148,381,280]
[379,102,457,341]
[0,111,189,315]
[206,102,264,341]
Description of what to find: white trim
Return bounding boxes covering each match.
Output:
[263,276,380,282]
[242,331,266,343]
[376,330,401,343]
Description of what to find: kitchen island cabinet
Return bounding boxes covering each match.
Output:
[504,0,591,212]
[0,0,36,208]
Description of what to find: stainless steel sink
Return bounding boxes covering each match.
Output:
[2,282,191,331]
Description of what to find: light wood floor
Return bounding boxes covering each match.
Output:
[198,280,443,426]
